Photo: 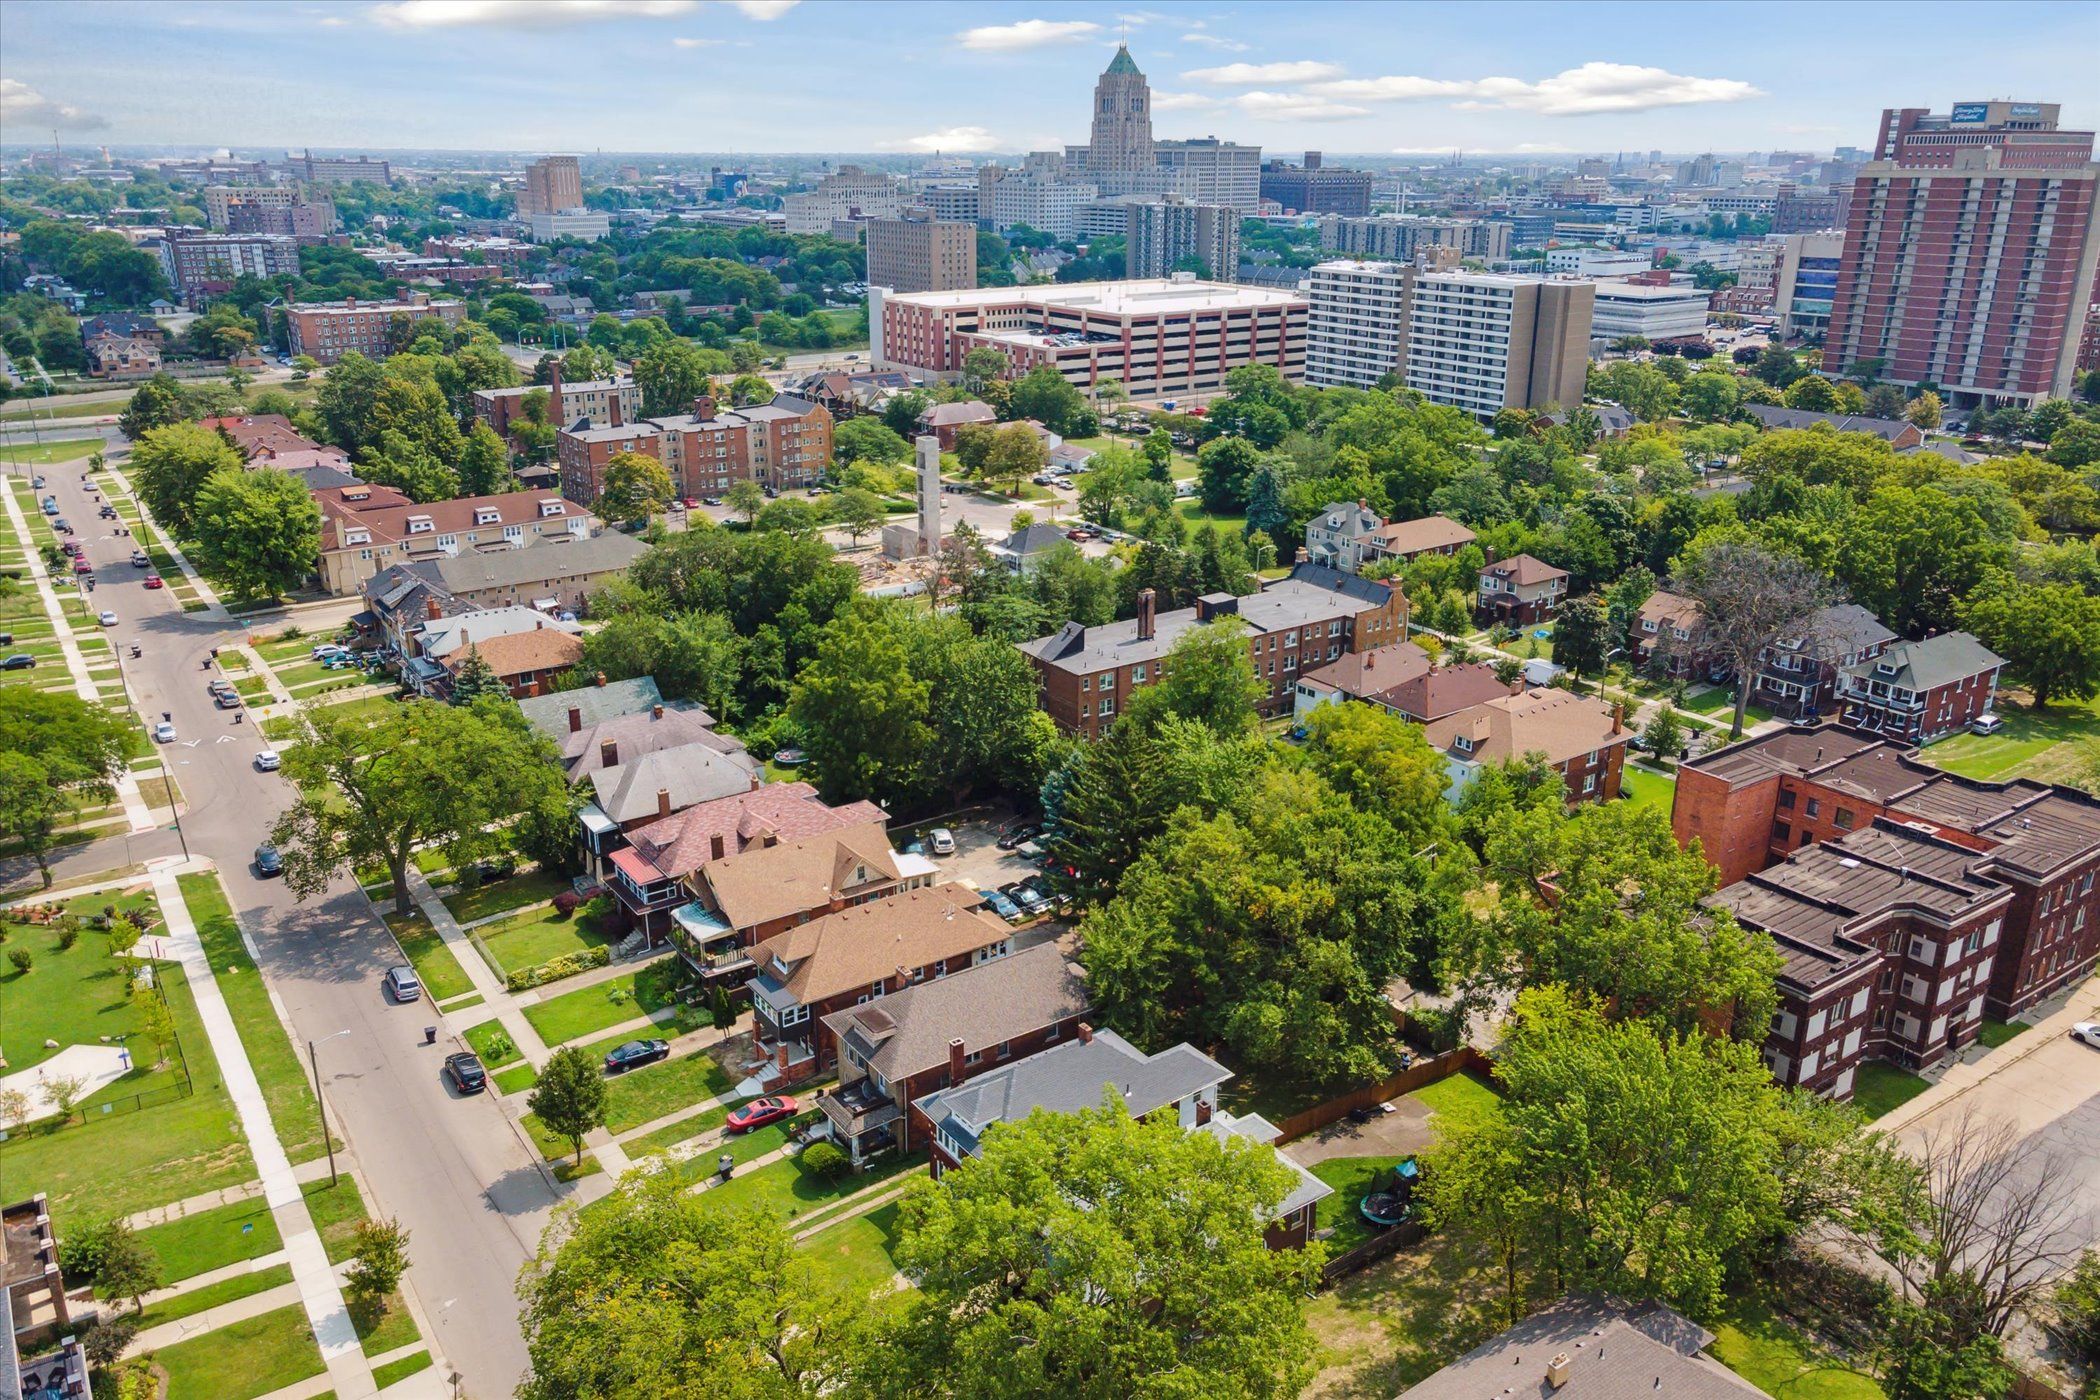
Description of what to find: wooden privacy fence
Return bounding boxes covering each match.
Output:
[1273,1044,1492,1144]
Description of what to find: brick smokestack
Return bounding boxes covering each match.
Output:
[710,833,725,861]
[425,597,442,620]
[692,394,716,420]
[1077,1022,1093,1044]
[607,393,623,428]
[948,1037,966,1082]
[1136,588,1157,642]
[1611,702,1624,735]
[600,738,618,767]
[657,787,672,819]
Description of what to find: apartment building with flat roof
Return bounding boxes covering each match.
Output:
[519,155,583,217]
[282,292,465,364]
[1321,214,1513,264]
[1589,281,1712,344]
[154,232,301,300]
[1260,153,1373,216]
[1305,259,1412,388]
[555,394,834,503]
[867,210,977,294]
[1405,272,1593,418]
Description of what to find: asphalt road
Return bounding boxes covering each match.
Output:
[17,460,555,1396]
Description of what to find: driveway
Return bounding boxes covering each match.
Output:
[1289,1098,1439,1167]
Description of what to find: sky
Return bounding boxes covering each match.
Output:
[2,0,2097,160]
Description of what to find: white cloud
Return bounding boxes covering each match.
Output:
[672,35,721,46]
[1314,62,1762,116]
[879,126,1006,154]
[1184,60,1345,86]
[0,79,107,131]
[1115,9,1178,24]
[1152,90,1221,112]
[728,0,798,15]
[956,18,1101,51]
[1181,33,1248,51]
[1234,91,1368,122]
[372,0,696,28]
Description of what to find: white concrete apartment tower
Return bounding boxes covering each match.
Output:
[1087,46,1156,192]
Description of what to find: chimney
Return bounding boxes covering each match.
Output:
[549,360,563,426]
[1077,1022,1094,1044]
[425,597,442,620]
[607,394,624,428]
[1365,650,1375,669]
[600,738,618,767]
[1611,702,1624,735]
[657,787,672,819]
[1546,1353,1572,1390]
[567,705,582,733]
[1295,546,1308,566]
[651,703,664,720]
[777,1043,789,1072]
[1483,545,1498,566]
[1136,588,1157,641]
[710,833,726,861]
[594,671,607,687]
[948,1037,967,1082]
[692,394,717,420]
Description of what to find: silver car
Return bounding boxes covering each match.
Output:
[383,965,422,1003]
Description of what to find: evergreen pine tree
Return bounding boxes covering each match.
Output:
[1244,464,1290,543]
[447,645,509,708]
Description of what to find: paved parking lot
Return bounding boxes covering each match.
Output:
[933,814,1042,894]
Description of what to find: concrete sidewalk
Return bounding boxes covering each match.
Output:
[1877,972,2100,1136]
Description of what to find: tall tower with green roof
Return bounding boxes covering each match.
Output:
[1085,44,1156,193]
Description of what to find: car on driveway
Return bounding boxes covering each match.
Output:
[152,720,177,743]
[1970,713,2005,736]
[254,843,283,877]
[254,748,281,772]
[602,1039,671,1074]
[996,823,1042,851]
[143,573,164,590]
[97,610,118,626]
[383,965,422,1003]
[726,1095,797,1133]
[979,888,1025,922]
[444,1052,488,1094]
[1002,880,1048,917]
[2072,1022,2100,1048]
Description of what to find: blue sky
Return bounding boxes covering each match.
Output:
[3,0,2096,158]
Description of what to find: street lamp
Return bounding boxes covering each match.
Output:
[308,1029,351,1186]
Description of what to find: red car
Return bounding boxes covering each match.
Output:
[72,558,93,575]
[725,1095,797,1133]
[143,574,164,590]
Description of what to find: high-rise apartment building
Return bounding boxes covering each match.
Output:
[520,156,584,217]
[783,166,904,235]
[283,293,465,364]
[153,233,302,300]
[1404,273,1593,418]
[1125,198,1240,280]
[1305,260,1413,388]
[1771,232,1846,338]
[1155,138,1262,213]
[1824,100,2100,405]
[283,150,391,185]
[1320,214,1512,264]
[867,210,978,294]
[1771,184,1852,234]
[1081,45,1157,193]
[1260,153,1374,216]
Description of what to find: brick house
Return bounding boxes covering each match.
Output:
[1369,513,1477,565]
[84,331,161,378]
[1304,500,1384,570]
[1475,553,1569,626]
[1751,603,1897,722]
[915,399,997,449]
[816,938,1091,1164]
[1018,563,1408,738]
[1673,726,2100,1027]
[474,375,639,437]
[1835,631,2004,743]
[1634,588,1721,680]
[413,532,649,615]
[1423,687,1630,806]
[910,1026,1333,1251]
[437,629,582,701]
[1292,643,1509,724]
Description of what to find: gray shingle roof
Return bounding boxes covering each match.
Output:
[518,677,663,741]
[916,1028,1230,1144]
[1399,1295,1760,1400]
[589,743,763,825]
[1743,403,1920,442]
[1001,522,1075,557]
[1839,630,2003,692]
[821,939,1091,1084]
[426,531,648,594]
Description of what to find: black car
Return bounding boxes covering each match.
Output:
[1018,874,1067,911]
[253,843,283,877]
[996,823,1042,851]
[603,1038,671,1074]
[444,1052,488,1094]
[1,655,34,671]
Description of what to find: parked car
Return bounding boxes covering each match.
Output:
[444,1052,488,1094]
[253,843,283,877]
[72,558,92,575]
[152,720,177,743]
[928,827,956,856]
[130,550,149,568]
[1018,873,1067,912]
[0,655,34,671]
[996,823,1041,851]
[40,496,58,515]
[214,688,242,710]
[383,965,422,1003]
[61,540,81,557]
[31,476,44,489]
[2071,1022,2100,1048]
[472,856,516,884]
[311,643,348,661]
[99,505,117,520]
[725,1095,798,1133]
[1003,881,1048,917]
[979,888,1025,922]
[143,573,164,589]
[54,518,72,534]
[97,610,118,627]
[1970,713,2005,736]
[602,1039,671,1074]
[254,748,281,772]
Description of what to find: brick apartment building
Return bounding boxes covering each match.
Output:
[1751,603,1897,721]
[1676,726,2100,1097]
[1835,631,2004,743]
[475,375,641,437]
[866,209,977,293]
[422,235,534,271]
[1018,563,1408,738]
[154,232,301,301]
[555,393,834,503]
[283,293,465,364]
[315,482,597,594]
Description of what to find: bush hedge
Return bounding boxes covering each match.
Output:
[504,945,611,992]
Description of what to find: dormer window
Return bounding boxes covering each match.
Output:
[538,500,566,518]
[406,515,433,534]
[345,528,371,546]
[1455,735,1474,753]
[770,954,791,976]
[474,507,501,525]
[1875,661,1898,676]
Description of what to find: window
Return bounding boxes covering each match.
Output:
[1778,789,1796,809]
[1772,820,1791,844]
[996,1041,1012,1060]
[1081,675,1091,691]
[1834,807,1855,830]
[1133,664,1148,683]
[777,1002,809,1027]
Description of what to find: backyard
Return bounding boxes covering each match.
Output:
[1850,1062,1930,1121]
[1925,690,2100,786]
[1619,762,1678,815]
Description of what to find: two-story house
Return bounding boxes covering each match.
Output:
[1751,603,1897,722]
[817,939,1092,1165]
[1291,643,1509,724]
[1836,631,2005,743]
[1422,688,1630,806]
[1304,500,1385,571]
[746,884,1013,1083]
[910,1025,1334,1251]
[1475,553,1569,626]
[1633,589,1720,680]
[1369,513,1476,566]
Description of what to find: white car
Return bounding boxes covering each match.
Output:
[2071,1022,2100,1049]
[928,827,956,856]
[254,749,281,772]
[1970,713,2005,736]
[311,643,348,661]
[152,721,177,743]
[98,610,118,626]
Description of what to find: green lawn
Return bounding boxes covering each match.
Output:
[371,1352,434,1388]
[1851,1063,1931,1121]
[1174,499,1249,535]
[1312,1156,1411,1255]
[442,869,570,925]
[1926,692,2100,785]
[179,873,330,1164]
[0,891,186,1099]
[626,1103,731,1156]
[0,396,124,422]
[493,1062,540,1095]
[461,1018,524,1068]
[136,1262,293,1330]
[302,1175,373,1265]
[1683,684,1775,724]
[380,912,477,1002]
[1620,763,1678,815]
[1978,1018,2031,1050]
[476,903,607,978]
[354,1289,420,1357]
[152,1302,324,1400]
[800,1202,907,1297]
[603,1048,737,1134]
[695,1148,916,1227]
[0,437,102,465]
[522,957,694,1046]
[137,1195,281,1282]
[1708,1286,1885,1398]
[1409,1069,1502,1122]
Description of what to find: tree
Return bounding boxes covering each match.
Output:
[0,752,70,889]
[632,337,718,417]
[129,422,244,534]
[0,690,128,886]
[1677,539,1835,738]
[446,645,510,708]
[528,1046,607,1168]
[1550,595,1608,677]
[189,467,322,601]
[1754,342,1807,388]
[1960,572,2100,708]
[960,345,1009,393]
[2047,1250,2100,1369]
[357,429,461,503]
[1679,371,1743,423]
[1784,374,1840,412]
[128,981,175,1069]
[833,416,910,467]
[1129,618,1264,737]
[788,604,933,804]
[887,1095,1320,1398]
[92,1222,163,1314]
[457,421,514,497]
[726,478,766,525]
[1007,364,1093,435]
[344,1218,411,1308]
[270,700,570,916]
[1840,483,2018,639]
[577,610,745,716]
[118,374,187,440]
[2048,417,2100,469]
[830,487,885,547]
[1640,703,1686,761]
[1907,390,1944,430]
[1243,463,1289,541]
[1195,435,1261,513]
[983,421,1048,497]
[1300,701,1449,848]
[596,450,675,525]
[519,1171,865,1400]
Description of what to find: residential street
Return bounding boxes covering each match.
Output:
[5,459,556,1397]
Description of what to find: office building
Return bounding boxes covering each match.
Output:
[526,209,610,243]
[282,292,465,365]
[283,150,391,184]
[1405,272,1593,418]
[1320,214,1512,264]
[1544,247,1653,277]
[153,232,301,300]
[1305,259,1412,388]
[1260,152,1374,216]
[519,155,584,217]
[1125,198,1239,280]
[867,210,977,293]
[1771,231,1846,337]
[917,184,980,223]
[1588,282,1712,343]
[1772,184,1852,234]
[1825,100,2100,405]
[204,185,337,233]
[783,165,903,235]
[977,165,1098,241]
[874,276,1306,401]
[1077,44,1157,194]
[1155,137,1262,212]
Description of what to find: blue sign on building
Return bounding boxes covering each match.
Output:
[1951,104,1990,125]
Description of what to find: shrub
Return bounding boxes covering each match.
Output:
[7,948,30,974]
[77,1312,139,1368]
[502,945,611,992]
[57,923,80,951]
[59,1219,118,1281]
[551,890,583,918]
[801,1140,849,1180]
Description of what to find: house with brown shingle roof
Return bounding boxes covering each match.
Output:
[1634,588,1718,679]
[316,483,601,595]
[440,629,583,700]
[1423,687,1629,806]
[916,399,997,449]
[1370,514,1476,565]
[1475,552,1569,626]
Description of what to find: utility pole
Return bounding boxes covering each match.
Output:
[308,1029,350,1185]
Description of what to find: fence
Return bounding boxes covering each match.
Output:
[1320,1219,1428,1285]
[2,972,194,1139]
[1273,1044,1493,1145]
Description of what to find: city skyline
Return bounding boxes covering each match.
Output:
[3,0,2097,157]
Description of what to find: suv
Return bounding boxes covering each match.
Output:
[444,1052,488,1094]
[383,965,422,1003]
[130,550,150,568]
[928,828,956,857]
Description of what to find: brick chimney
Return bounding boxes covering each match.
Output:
[1483,545,1498,566]
[657,787,672,819]
[692,394,717,420]
[651,703,664,720]
[948,1037,967,1082]
[567,705,582,733]
[710,833,726,861]
[1136,588,1157,642]
[594,671,607,687]
[1611,702,1624,735]
[1077,1022,1093,1044]
[549,359,564,426]
[600,738,618,767]
[425,597,442,620]
[607,394,624,428]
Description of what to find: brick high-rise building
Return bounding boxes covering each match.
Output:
[1824,100,2100,406]
[282,292,465,364]
[520,156,584,217]
[1124,198,1240,280]
[284,150,391,184]
[867,210,977,294]
[1260,152,1374,217]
